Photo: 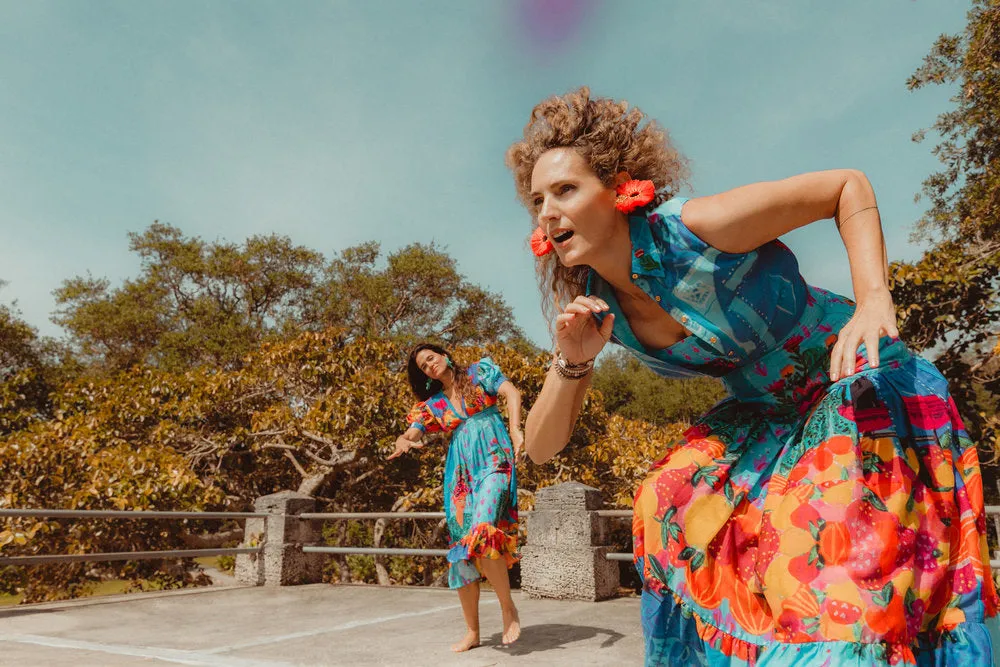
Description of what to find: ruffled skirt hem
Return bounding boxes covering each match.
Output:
[446,522,519,589]
[641,580,999,666]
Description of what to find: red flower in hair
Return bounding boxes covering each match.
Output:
[530,227,553,256]
[615,179,656,214]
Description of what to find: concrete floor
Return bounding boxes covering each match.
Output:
[0,584,644,666]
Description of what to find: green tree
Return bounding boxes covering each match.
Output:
[592,348,726,426]
[0,286,71,434]
[53,223,326,372]
[892,0,1000,453]
[0,387,221,602]
[306,241,526,348]
[54,228,528,374]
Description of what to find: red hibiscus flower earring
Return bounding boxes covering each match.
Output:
[530,227,553,257]
[615,179,656,214]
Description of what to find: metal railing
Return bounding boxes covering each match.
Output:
[297,510,626,561]
[0,508,266,566]
[598,510,634,562]
[299,511,449,559]
[300,512,445,520]
[304,547,450,557]
[5,505,1000,569]
[298,509,638,562]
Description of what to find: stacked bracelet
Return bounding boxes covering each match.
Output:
[553,353,594,380]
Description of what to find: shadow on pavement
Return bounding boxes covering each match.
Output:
[486,622,627,657]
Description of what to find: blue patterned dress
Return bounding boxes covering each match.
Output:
[587,198,1000,666]
[406,357,520,589]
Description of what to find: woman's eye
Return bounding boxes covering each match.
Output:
[532,197,543,208]
[559,184,575,194]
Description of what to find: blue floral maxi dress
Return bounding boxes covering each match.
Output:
[406,357,520,589]
[587,199,1000,666]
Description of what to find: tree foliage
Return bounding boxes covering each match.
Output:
[53,223,326,371]
[0,290,69,435]
[592,348,726,426]
[891,0,1000,454]
[306,241,526,348]
[53,227,526,373]
[0,402,220,601]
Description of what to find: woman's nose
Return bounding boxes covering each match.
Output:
[538,197,558,223]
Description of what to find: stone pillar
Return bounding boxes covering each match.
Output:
[235,491,325,586]
[519,482,620,601]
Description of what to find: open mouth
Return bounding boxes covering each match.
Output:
[552,229,574,244]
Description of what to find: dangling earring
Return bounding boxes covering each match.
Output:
[445,357,453,368]
[425,378,433,390]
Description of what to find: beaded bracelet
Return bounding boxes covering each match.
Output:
[553,352,594,380]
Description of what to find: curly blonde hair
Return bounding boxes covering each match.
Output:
[505,87,688,328]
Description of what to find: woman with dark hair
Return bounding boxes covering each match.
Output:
[388,342,523,651]
[507,87,999,666]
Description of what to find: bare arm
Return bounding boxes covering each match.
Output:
[683,169,898,380]
[682,170,869,251]
[524,365,593,464]
[497,380,524,458]
[526,294,614,464]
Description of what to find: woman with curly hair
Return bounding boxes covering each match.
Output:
[387,343,523,651]
[508,87,999,666]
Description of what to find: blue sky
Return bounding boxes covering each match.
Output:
[0,1,968,348]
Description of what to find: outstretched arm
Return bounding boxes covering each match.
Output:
[682,169,899,380]
[386,427,425,460]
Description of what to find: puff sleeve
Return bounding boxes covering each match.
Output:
[405,401,441,434]
[475,357,508,397]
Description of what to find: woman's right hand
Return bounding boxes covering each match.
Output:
[555,296,614,364]
[387,435,424,460]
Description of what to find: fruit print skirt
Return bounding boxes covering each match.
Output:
[632,288,1000,666]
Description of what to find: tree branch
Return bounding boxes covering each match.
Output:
[282,449,309,478]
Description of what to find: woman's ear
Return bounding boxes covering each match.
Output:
[612,171,632,188]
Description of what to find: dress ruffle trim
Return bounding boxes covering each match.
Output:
[646,577,997,666]
[688,602,761,664]
[446,522,519,568]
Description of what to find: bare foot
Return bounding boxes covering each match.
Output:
[501,606,521,645]
[451,630,480,652]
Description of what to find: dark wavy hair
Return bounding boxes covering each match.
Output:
[406,343,473,402]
